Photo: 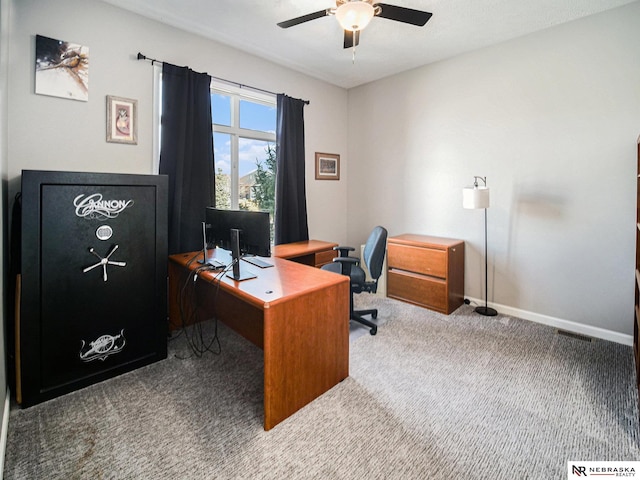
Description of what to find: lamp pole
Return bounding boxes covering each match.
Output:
[476,200,497,316]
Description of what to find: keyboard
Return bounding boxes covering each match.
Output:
[242,256,273,268]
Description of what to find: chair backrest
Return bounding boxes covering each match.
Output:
[362,226,388,281]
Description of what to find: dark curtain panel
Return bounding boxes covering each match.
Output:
[160,63,215,254]
[274,94,309,245]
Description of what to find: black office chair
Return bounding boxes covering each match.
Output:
[321,226,388,335]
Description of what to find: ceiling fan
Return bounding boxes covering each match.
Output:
[277,0,433,49]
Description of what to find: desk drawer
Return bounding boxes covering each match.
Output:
[387,243,447,278]
[315,249,336,268]
[387,269,447,313]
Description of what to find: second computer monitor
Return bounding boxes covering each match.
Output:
[205,207,271,257]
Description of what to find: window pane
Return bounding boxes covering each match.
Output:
[211,93,231,126]
[239,100,276,133]
[238,138,275,218]
[214,132,231,209]
[211,85,276,224]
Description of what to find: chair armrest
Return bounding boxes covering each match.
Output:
[331,256,358,275]
[332,256,358,264]
[333,245,355,257]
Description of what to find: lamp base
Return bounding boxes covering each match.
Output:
[475,306,497,316]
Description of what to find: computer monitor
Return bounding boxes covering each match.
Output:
[205,207,271,257]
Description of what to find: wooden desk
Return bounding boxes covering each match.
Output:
[168,251,349,430]
[272,239,338,268]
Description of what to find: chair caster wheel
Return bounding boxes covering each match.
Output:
[372,312,378,319]
[370,326,377,335]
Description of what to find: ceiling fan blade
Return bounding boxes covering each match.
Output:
[343,30,360,49]
[277,9,329,28]
[375,3,432,26]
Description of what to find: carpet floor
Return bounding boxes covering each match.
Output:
[4,296,639,479]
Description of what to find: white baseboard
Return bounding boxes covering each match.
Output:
[0,388,10,480]
[465,297,633,346]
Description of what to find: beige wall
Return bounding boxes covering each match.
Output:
[347,2,640,339]
[6,0,349,244]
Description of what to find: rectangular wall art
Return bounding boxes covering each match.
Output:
[35,35,89,101]
[315,152,340,180]
[106,96,138,145]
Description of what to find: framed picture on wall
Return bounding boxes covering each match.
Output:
[315,152,340,180]
[106,95,138,145]
[35,34,89,102]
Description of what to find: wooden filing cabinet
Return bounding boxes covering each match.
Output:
[387,234,465,315]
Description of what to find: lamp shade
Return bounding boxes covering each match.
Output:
[335,1,375,31]
[463,186,490,209]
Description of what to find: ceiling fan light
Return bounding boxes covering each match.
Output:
[335,1,374,32]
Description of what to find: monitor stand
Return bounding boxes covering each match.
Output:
[226,228,256,281]
[197,221,208,265]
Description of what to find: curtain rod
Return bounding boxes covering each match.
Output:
[137,52,310,105]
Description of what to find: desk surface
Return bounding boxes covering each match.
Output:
[272,239,337,259]
[168,249,349,430]
[170,250,343,308]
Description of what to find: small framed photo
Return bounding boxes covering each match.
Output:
[315,152,340,180]
[106,95,137,144]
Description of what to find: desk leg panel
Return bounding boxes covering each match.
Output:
[200,286,264,349]
[168,262,264,348]
[262,280,349,430]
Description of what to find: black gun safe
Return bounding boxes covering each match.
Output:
[17,170,168,407]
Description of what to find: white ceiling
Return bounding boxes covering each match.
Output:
[100,0,637,89]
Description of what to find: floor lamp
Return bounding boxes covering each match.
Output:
[463,176,497,316]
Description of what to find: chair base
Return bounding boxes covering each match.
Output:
[352,309,378,335]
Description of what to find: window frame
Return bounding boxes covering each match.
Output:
[211,80,276,210]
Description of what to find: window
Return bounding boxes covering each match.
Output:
[152,71,277,240]
[211,82,276,223]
